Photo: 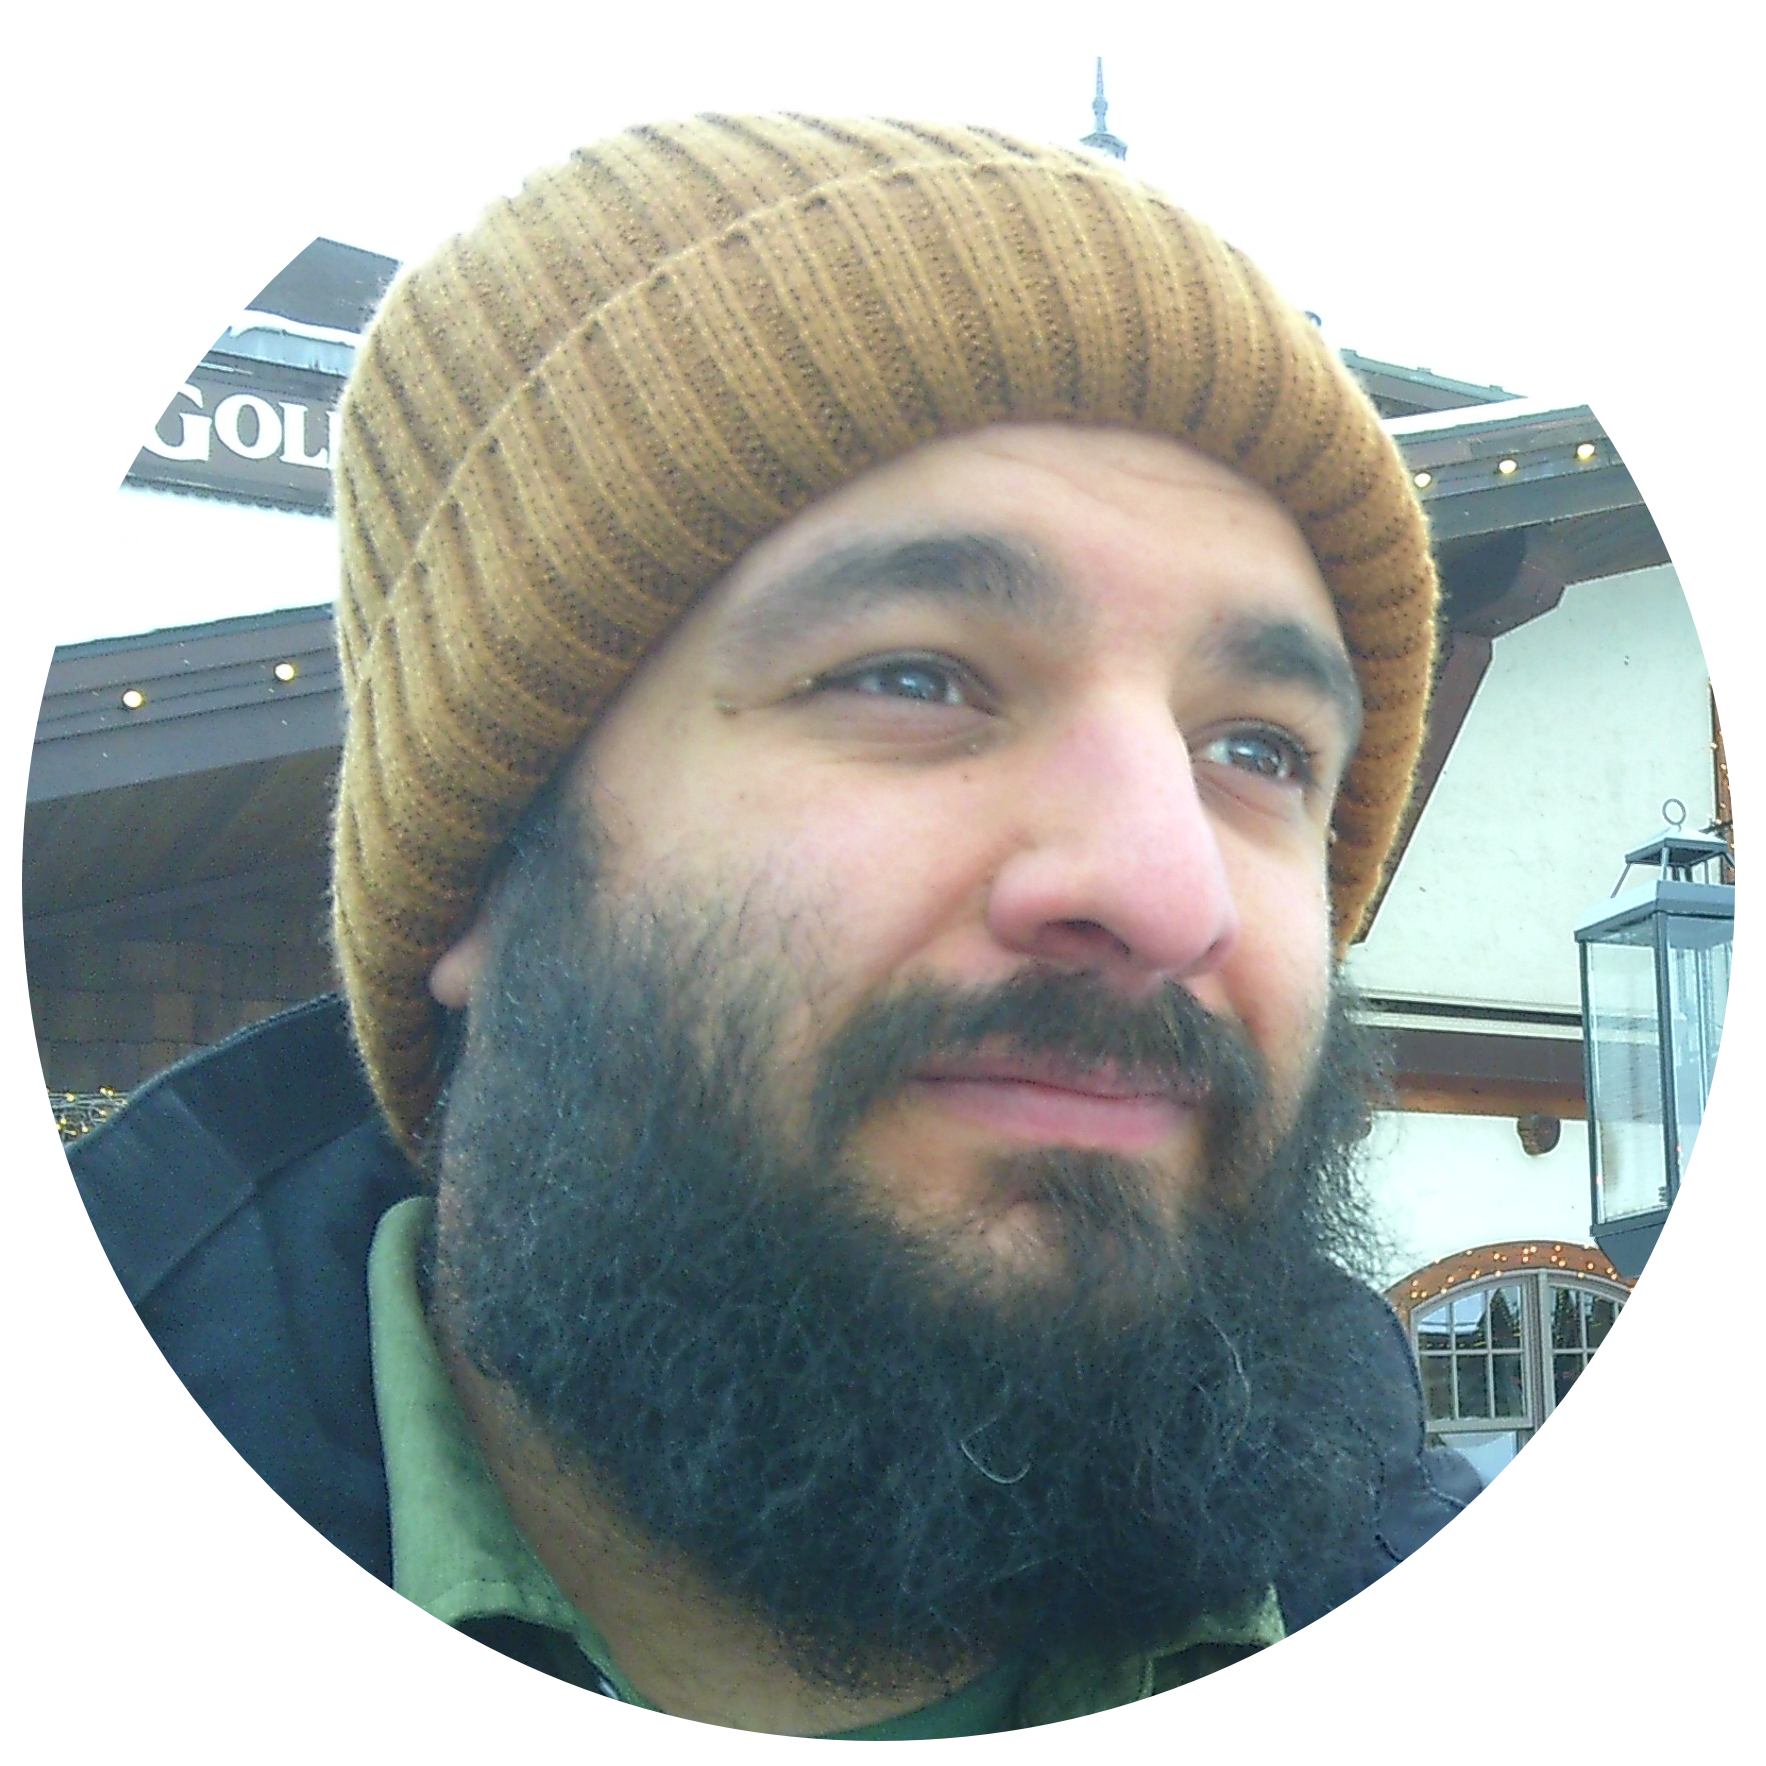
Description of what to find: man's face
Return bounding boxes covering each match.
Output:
[440,423,1360,1267]
[426,428,1384,1688]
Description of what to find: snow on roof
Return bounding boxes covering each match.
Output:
[1384,396,1597,438]
[56,486,339,648]
[222,309,367,350]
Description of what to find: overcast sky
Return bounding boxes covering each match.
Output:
[65,36,1589,649]
[328,36,1589,402]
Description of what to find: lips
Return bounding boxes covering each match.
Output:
[914,1054,1205,1103]
[907,1054,1206,1154]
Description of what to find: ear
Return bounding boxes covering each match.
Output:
[428,913,493,1009]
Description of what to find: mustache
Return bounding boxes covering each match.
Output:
[809,966,1268,1158]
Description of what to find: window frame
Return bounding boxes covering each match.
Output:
[1387,1241,1633,1455]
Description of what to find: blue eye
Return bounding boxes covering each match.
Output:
[827,656,981,708]
[1198,727,1316,787]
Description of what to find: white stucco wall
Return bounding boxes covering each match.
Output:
[1345,563,1715,1014]
[1348,563,1716,1278]
[1360,1110,1594,1287]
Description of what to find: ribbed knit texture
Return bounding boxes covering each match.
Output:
[332,114,1438,1149]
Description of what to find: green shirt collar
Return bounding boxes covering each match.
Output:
[367,1195,1282,1736]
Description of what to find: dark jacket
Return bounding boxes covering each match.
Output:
[64,995,1481,1633]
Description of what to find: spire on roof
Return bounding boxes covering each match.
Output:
[1079,57,1127,161]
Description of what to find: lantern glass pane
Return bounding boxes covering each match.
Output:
[1664,914,1732,1184]
[1583,924,1668,1224]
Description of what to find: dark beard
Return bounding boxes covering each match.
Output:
[429,790,1394,1699]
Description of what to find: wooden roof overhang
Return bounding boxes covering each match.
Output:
[25,605,340,939]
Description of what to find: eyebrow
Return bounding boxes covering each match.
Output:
[714,528,1364,747]
[713,531,1073,671]
[1200,613,1364,750]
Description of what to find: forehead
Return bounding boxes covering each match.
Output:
[707,422,1339,645]
[564,418,1364,877]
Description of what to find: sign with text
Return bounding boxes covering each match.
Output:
[128,354,344,513]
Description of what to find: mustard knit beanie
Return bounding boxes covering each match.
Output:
[332,113,1438,1149]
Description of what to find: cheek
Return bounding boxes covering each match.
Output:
[746,784,993,990]
[1224,865,1335,1100]
[597,749,995,1013]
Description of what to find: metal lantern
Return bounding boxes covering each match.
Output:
[1574,800,1734,1278]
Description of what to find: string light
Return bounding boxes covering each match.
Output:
[120,688,146,710]
[1389,1241,1635,1311]
[1410,447,1597,494]
[273,661,299,682]
[50,1086,126,1141]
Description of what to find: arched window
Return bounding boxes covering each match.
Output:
[1386,1243,1632,1486]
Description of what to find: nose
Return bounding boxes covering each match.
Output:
[984,701,1240,990]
